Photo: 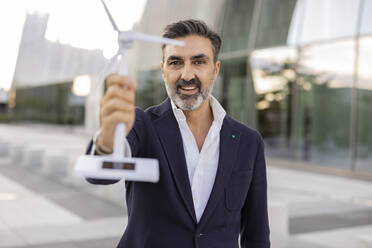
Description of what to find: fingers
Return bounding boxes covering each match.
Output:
[101,74,135,107]
[99,109,135,149]
[101,98,135,119]
[101,84,135,107]
[101,111,135,131]
[105,74,135,90]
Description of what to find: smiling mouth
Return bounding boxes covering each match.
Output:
[178,85,199,95]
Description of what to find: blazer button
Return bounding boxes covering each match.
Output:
[198,233,204,237]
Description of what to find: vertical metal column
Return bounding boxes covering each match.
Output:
[350,0,364,171]
[246,0,263,129]
[293,0,307,160]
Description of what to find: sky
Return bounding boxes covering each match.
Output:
[0,0,147,91]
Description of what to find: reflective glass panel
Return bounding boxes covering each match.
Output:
[288,0,359,45]
[137,69,166,109]
[250,47,298,158]
[356,36,372,172]
[255,0,297,49]
[296,39,355,168]
[360,0,372,35]
[220,0,255,52]
[218,57,255,126]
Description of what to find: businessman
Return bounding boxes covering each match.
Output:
[87,19,270,248]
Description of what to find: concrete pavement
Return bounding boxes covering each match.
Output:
[0,123,372,247]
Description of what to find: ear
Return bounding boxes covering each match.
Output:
[213,60,221,81]
[161,61,165,79]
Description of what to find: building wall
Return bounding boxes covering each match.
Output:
[10,12,108,128]
[13,12,107,88]
[250,0,372,173]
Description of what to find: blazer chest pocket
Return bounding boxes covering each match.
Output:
[225,170,253,211]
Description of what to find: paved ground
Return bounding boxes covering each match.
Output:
[0,123,372,248]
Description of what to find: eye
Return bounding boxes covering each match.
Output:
[169,61,182,66]
[194,60,206,65]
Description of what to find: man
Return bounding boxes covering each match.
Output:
[87,19,270,248]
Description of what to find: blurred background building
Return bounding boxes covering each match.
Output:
[9,12,108,126]
[3,0,372,177]
[0,89,8,116]
[130,0,372,177]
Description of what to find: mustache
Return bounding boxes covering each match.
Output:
[175,78,201,90]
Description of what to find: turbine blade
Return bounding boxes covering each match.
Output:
[129,32,185,46]
[100,0,119,31]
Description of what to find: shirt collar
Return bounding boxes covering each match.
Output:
[170,95,226,127]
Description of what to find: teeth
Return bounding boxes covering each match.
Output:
[181,86,197,90]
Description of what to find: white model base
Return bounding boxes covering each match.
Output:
[74,155,159,183]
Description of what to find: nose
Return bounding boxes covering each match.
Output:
[180,62,195,81]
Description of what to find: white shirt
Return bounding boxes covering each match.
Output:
[171,96,226,222]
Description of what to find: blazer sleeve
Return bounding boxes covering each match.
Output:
[240,133,270,248]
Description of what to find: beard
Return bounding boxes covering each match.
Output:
[164,77,215,111]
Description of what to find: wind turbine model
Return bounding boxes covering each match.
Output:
[74,0,185,182]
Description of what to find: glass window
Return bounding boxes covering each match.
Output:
[288,0,360,45]
[220,0,297,52]
[137,69,166,109]
[251,40,355,168]
[356,36,372,172]
[250,47,298,158]
[255,0,297,49]
[296,39,355,168]
[360,0,372,35]
[218,57,255,126]
[220,0,255,53]
[14,82,84,124]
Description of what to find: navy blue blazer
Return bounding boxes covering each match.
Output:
[87,98,270,248]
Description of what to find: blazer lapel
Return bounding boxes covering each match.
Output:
[152,99,197,223]
[197,117,241,230]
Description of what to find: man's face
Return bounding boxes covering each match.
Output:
[161,35,220,111]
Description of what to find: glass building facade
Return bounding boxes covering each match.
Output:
[133,0,372,174]
[248,0,372,173]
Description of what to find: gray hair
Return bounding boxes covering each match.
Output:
[162,19,222,62]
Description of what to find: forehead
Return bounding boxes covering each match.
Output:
[163,35,214,59]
